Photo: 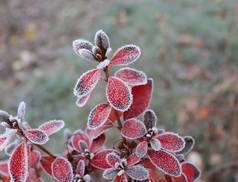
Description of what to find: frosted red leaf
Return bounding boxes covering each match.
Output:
[0,160,9,176]
[0,134,12,151]
[74,69,101,97]
[9,141,28,182]
[71,130,90,152]
[171,174,187,182]
[148,149,181,177]
[76,160,85,178]
[176,136,195,156]
[126,165,149,181]
[143,109,157,130]
[156,132,185,152]
[106,76,132,112]
[127,153,140,166]
[123,79,153,120]
[115,67,147,86]
[39,120,64,136]
[106,153,120,168]
[40,155,55,176]
[111,45,141,66]
[88,103,112,129]
[103,168,118,180]
[29,150,40,167]
[136,141,148,158]
[94,30,110,52]
[73,39,93,56]
[25,129,48,145]
[52,157,73,182]
[90,149,118,169]
[108,108,123,122]
[113,174,128,182]
[181,162,200,182]
[121,119,146,139]
[76,93,91,107]
[90,134,106,153]
[86,121,113,139]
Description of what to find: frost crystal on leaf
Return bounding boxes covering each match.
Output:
[17,101,26,122]
[106,76,132,112]
[111,45,141,66]
[148,149,181,177]
[73,39,93,56]
[76,93,91,108]
[74,69,101,97]
[25,129,49,145]
[121,119,146,139]
[94,30,110,53]
[78,49,98,62]
[156,132,185,152]
[143,109,157,130]
[87,103,112,129]
[39,120,65,136]
[52,157,73,182]
[115,67,147,86]
[136,141,148,158]
[126,165,149,181]
[176,136,195,156]
[9,141,28,182]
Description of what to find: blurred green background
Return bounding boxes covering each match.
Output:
[0,0,238,181]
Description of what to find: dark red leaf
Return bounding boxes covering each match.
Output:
[121,119,146,139]
[115,67,147,86]
[71,130,90,152]
[39,120,65,136]
[156,132,185,152]
[52,157,73,182]
[172,174,188,182]
[106,76,132,112]
[40,155,55,176]
[88,103,112,129]
[86,121,113,139]
[74,69,101,97]
[148,149,181,177]
[90,134,106,153]
[111,45,141,66]
[25,129,48,145]
[113,174,128,182]
[9,141,28,182]
[136,141,148,158]
[123,79,153,120]
[181,162,200,182]
[90,149,118,169]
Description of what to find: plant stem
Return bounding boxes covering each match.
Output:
[34,144,56,158]
[115,110,122,129]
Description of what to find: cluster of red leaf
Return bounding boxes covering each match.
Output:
[0,30,200,182]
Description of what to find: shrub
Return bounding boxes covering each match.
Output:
[0,30,200,182]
